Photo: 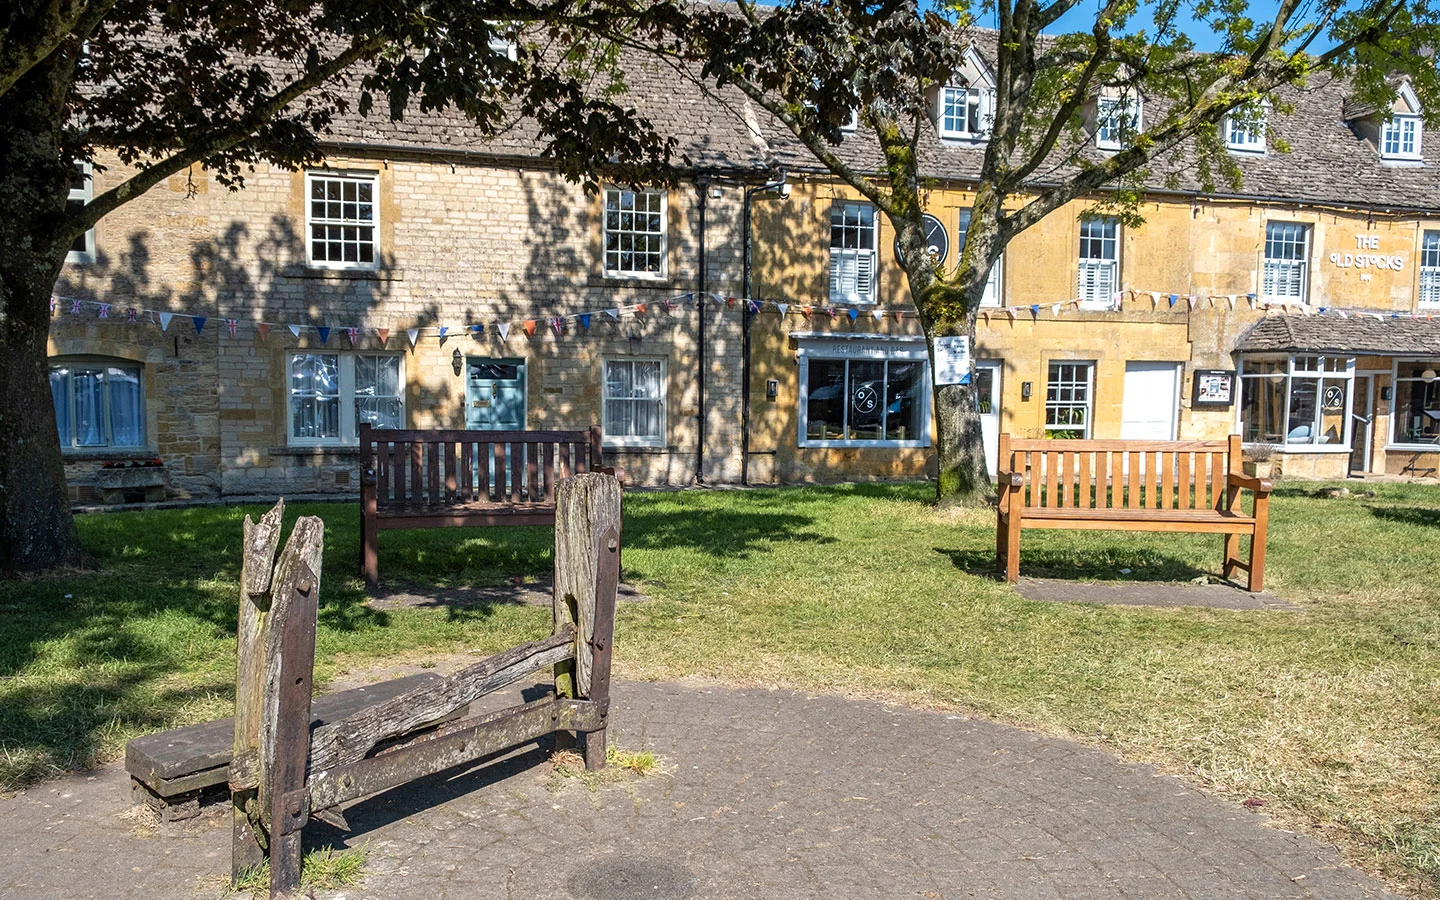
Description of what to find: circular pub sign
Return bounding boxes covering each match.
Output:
[852,383,880,415]
[1323,384,1346,410]
[894,213,949,266]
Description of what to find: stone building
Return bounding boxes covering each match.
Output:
[46,42,1440,502]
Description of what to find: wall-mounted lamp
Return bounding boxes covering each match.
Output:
[766,379,779,400]
[452,347,463,376]
[1021,381,1032,401]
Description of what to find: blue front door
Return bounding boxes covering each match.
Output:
[466,359,526,430]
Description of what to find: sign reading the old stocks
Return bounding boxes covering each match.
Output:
[1329,234,1405,273]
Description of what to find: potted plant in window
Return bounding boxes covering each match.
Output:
[1243,443,1279,480]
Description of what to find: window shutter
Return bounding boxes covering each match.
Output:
[830,249,847,300]
[1098,261,1115,304]
[855,250,874,302]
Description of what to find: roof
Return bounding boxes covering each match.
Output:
[1235,313,1440,355]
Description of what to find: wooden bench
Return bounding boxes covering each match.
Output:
[359,424,609,586]
[125,673,444,821]
[996,434,1273,591]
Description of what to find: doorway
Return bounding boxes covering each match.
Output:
[466,358,527,430]
[1350,374,1372,475]
[975,360,1002,476]
[1121,362,1181,440]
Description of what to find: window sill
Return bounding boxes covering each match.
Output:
[800,440,931,450]
[588,274,678,290]
[62,448,156,462]
[1242,443,1351,454]
[1385,443,1440,453]
[604,444,676,455]
[281,265,404,281]
[270,445,362,458]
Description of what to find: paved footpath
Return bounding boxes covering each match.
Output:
[0,680,1400,900]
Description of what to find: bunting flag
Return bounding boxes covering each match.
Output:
[50,298,57,314]
[551,317,564,335]
[727,296,737,307]
[257,323,271,341]
[471,324,485,339]
[523,320,537,337]
[872,309,883,321]
[1029,304,1041,317]
[1168,294,1179,307]
[747,300,761,315]
[126,308,137,324]
[346,327,359,347]
[98,303,110,319]
[1227,295,1237,310]
[192,316,206,334]
[847,308,858,322]
[1006,308,1018,321]
[437,326,448,342]
[406,327,420,349]
[1187,296,1197,310]
[801,305,813,319]
[159,312,174,332]
[662,298,677,311]
[226,319,238,337]
[634,303,647,315]
[71,298,82,314]
[579,313,592,329]
[826,307,837,320]
[289,324,302,339]
[316,326,331,345]
[893,310,904,322]
[1150,292,1160,308]
[377,328,390,345]
[497,323,511,341]
[776,303,789,317]
[1051,303,1063,315]
[606,308,621,320]
[1111,291,1123,307]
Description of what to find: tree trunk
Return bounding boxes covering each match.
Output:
[0,50,88,573]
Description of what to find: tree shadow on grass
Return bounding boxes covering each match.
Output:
[621,506,836,559]
[1367,505,1440,529]
[935,547,1210,583]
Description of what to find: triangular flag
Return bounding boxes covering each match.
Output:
[1168,294,1179,307]
[377,328,390,345]
[98,303,110,319]
[1227,295,1237,310]
[437,326,449,341]
[471,324,485,339]
[579,313,592,329]
[159,312,174,332]
[126,308,137,324]
[1051,303,1062,314]
[71,298,82,314]
[726,296,737,307]
[1187,296,1197,309]
[497,323,511,341]
[747,300,762,315]
[346,327,359,347]
[776,303,789,317]
[801,306,813,319]
[192,316,206,334]
[826,307,837,320]
[289,324,302,339]
[1006,308,1018,321]
[847,308,858,322]
[663,298,677,311]
[49,298,57,314]
[634,304,647,315]
[316,326,331,345]
[406,327,420,348]
[872,309,883,321]
[606,308,621,320]
[225,318,238,337]
[893,310,904,322]
[523,320,537,337]
[1029,304,1040,317]
[553,317,565,335]
[257,323,271,340]
[1110,292,1122,307]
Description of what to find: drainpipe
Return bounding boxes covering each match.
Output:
[741,171,789,486]
[695,172,710,485]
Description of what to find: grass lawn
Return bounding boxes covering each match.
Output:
[1,482,1437,895]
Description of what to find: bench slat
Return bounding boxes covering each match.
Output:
[1211,452,1226,510]
[1009,438,1228,452]
[1127,450,1140,509]
[1045,450,1058,508]
[1077,450,1091,508]
[1177,452,1191,509]
[362,428,594,443]
[428,441,441,506]
[544,443,556,503]
[527,442,540,503]
[376,439,390,501]
[411,441,423,505]
[1024,507,1254,522]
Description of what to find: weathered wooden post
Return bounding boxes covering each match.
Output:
[230,501,324,895]
[552,472,621,770]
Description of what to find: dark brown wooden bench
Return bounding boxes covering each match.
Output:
[359,424,609,586]
[996,434,1273,591]
[125,673,443,821]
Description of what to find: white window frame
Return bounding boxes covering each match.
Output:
[1224,104,1268,154]
[1420,230,1440,308]
[1237,354,1355,453]
[1077,217,1120,309]
[1096,96,1141,151]
[841,108,859,132]
[602,186,668,280]
[1380,114,1423,161]
[829,202,879,304]
[67,162,95,265]
[602,357,667,448]
[1261,221,1311,304]
[1044,361,1095,439]
[937,85,991,140]
[1386,359,1440,450]
[796,336,931,449]
[287,352,405,447]
[49,357,146,450]
[305,171,380,270]
[957,209,1003,307]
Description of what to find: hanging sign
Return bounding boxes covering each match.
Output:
[932,335,972,385]
[1192,369,1235,407]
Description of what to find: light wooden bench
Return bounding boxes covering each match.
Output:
[996,434,1273,591]
[359,424,609,586]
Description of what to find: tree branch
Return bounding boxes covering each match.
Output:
[0,0,116,98]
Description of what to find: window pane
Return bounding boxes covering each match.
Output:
[50,368,71,447]
[1318,377,1348,445]
[1393,369,1440,444]
[108,367,143,446]
[1045,362,1091,438]
[1286,377,1318,444]
[886,361,924,440]
[1240,374,1287,444]
[73,368,106,446]
[805,360,847,441]
[291,354,340,440]
[848,361,885,441]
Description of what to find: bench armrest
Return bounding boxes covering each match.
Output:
[360,467,377,487]
[1227,472,1273,494]
[995,470,1024,488]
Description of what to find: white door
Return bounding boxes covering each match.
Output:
[975,361,1002,476]
[1121,362,1180,440]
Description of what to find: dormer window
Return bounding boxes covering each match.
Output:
[1225,104,1268,154]
[938,85,991,139]
[841,108,859,133]
[1381,115,1422,160]
[1096,97,1141,150]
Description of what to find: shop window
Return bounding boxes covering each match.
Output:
[603,358,665,447]
[1262,221,1310,303]
[306,172,378,268]
[829,203,877,304]
[1420,231,1440,308]
[1077,217,1119,309]
[799,348,929,447]
[603,186,666,278]
[49,359,144,449]
[1391,362,1440,446]
[957,209,1002,307]
[1239,355,1352,447]
[1045,361,1094,438]
[289,353,403,445]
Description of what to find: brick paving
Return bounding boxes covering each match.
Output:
[0,680,1398,900]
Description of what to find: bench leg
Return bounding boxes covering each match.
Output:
[1005,514,1021,584]
[361,514,379,588]
[996,513,1006,574]
[1247,501,1269,593]
[1222,533,1240,581]
[582,726,607,771]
